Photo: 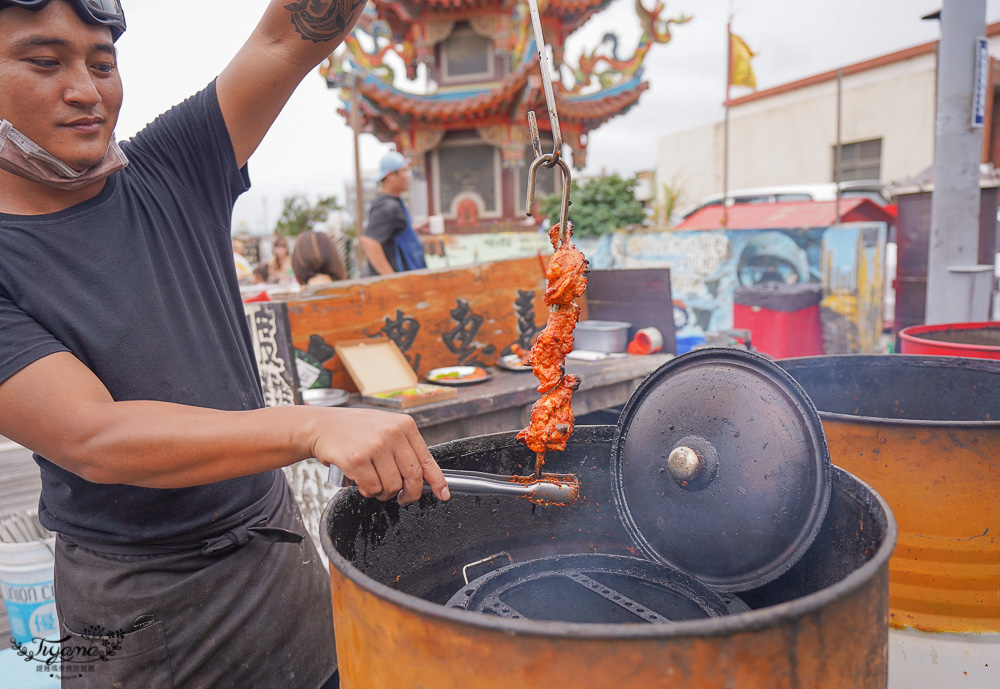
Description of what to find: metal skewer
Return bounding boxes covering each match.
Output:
[523,0,572,245]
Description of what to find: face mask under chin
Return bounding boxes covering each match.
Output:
[0,120,128,191]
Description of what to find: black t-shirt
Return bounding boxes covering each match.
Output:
[0,82,276,545]
[363,193,408,275]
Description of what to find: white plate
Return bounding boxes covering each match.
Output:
[497,354,533,372]
[301,388,350,406]
[425,366,491,385]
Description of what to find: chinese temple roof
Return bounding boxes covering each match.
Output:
[325,0,690,169]
[348,59,647,124]
[373,0,616,36]
[333,51,648,169]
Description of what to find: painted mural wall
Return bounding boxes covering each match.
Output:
[415,223,886,355]
[600,222,887,354]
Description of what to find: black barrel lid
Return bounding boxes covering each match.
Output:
[611,348,831,592]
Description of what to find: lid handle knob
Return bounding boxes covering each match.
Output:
[665,437,719,490]
[667,446,702,482]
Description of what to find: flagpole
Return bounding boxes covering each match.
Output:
[723,3,733,229]
[835,67,843,223]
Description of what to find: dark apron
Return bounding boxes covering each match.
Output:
[393,204,427,272]
[54,474,336,688]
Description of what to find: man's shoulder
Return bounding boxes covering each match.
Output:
[369,193,404,220]
[118,83,221,156]
[374,194,407,212]
[371,193,402,207]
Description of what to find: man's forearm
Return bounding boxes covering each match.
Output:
[40,399,445,502]
[66,401,318,488]
[360,235,396,274]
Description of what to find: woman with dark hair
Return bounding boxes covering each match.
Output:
[292,230,347,285]
[266,236,294,283]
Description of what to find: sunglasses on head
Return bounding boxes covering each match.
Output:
[0,0,126,41]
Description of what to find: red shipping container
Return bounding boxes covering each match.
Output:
[734,283,824,358]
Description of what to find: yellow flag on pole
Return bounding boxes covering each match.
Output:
[729,32,756,89]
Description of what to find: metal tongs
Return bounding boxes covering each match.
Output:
[425,470,579,505]
[327,466,581,506]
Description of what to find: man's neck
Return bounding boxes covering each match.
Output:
[379,180,408,197]
[0,168,108,215]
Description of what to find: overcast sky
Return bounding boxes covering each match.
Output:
[112,0,1000,233]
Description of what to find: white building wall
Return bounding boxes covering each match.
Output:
[658,121,724,208]
[657,44,979,217]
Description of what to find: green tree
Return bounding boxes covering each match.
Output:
[536,173,646,239]
[273,194,342,237]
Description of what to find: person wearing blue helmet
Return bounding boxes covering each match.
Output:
[0,1,449,687]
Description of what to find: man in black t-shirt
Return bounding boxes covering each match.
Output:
[360,151,428,275]
[0,2,448,687]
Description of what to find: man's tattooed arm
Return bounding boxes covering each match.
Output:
[282,0,368,44]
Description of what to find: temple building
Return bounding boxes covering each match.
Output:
[323,0,689,232]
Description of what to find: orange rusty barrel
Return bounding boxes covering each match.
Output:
[322,424,895,688]
[778,354,1000,688]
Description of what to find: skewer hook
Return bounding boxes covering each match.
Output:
[523,0,572,245]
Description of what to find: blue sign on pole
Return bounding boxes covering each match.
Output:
[973,37,989,128]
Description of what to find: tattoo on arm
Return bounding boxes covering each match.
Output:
[283,0,366,43]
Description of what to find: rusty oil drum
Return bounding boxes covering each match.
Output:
[322,426,895,688]
[778,354,1000,688]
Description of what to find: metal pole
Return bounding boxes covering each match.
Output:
[723,12,732,229]
[350,79,365,278]
[925,0,989,323]
[835,68,842,224]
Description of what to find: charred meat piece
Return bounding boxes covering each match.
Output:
[530,303,580,393]
[544,221,588,307]
[544,243,588,307]
[516,374,581,455]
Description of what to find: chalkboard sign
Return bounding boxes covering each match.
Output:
[244,301,302,407]
[586,268,676,355]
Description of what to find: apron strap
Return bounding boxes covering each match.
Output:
[201,520,304,555]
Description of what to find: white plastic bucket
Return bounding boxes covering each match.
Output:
[889,628,1000,688]
[0,512,58,644]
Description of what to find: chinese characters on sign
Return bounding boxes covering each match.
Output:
[244,302,301,407]
[443,299,497,366]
